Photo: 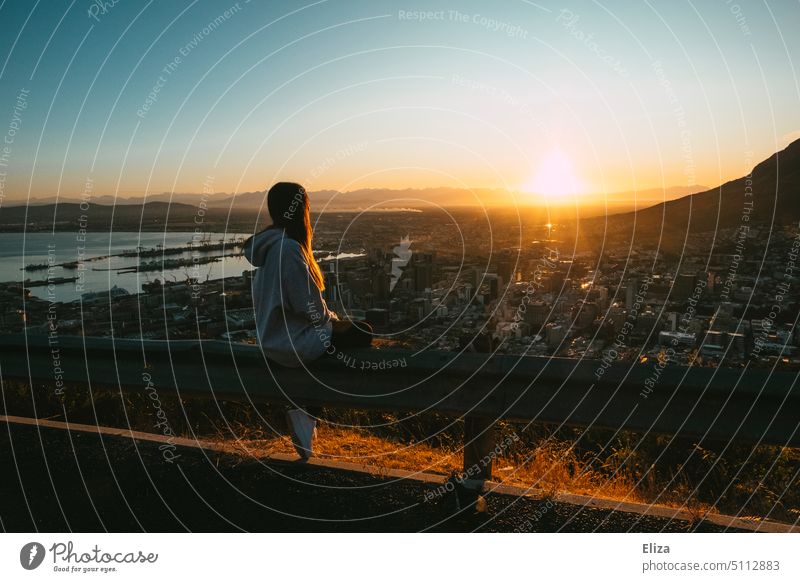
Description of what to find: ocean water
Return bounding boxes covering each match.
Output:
[0,231,363,303]
[0,231,252,303]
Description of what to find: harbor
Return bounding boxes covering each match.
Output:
[1,232,251,302]
[1,232,363,303]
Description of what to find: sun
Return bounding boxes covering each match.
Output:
[523,149,587,201]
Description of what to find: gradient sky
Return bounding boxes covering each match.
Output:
[0,0,798,204]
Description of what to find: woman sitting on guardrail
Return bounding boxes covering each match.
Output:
[243,182,373,368]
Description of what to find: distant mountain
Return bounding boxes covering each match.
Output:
[218,185,708,211]
[0,201,262,232]
[9,184,707,212]
[588,138,800,239]
[213,187,522,210]
[17,192,235,207]
[0,201,190,229]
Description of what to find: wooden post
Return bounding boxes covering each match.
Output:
[463,415,495,481]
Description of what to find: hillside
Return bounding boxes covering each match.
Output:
[586,139,800,241]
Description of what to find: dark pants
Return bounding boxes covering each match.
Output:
[330,319,373,349]
[306,319,373,419]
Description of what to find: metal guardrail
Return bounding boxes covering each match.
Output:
[1,334,798,479]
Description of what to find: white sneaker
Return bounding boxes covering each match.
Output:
[286,408,317,459]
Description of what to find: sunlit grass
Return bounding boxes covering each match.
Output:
[210,421,693,511]
[6,380,795,521]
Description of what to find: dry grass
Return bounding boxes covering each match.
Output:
[212,424,463,475]
[208,420,685,509]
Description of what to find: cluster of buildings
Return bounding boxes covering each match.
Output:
[466,224,800,369]
[2,219,798,371]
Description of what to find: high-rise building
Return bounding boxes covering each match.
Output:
[409,297,430,320]
[606,305,627,333]
[366,308,389,329]
[729,332,748,357]
[323,271,340,305]
[635,310,659,334]
[412,262,433,292]
[588,286,609,309]
[672,273,696,300]
[489,276,499,301]
[524,301,550,326]
[413,252,436,292]
[626,277,639,312]
[706,271,716,294]
[467,267,481,290]
[545,271,565,293]
[546,324,566,348]
[496,250,514,286]
[571,300,599,329]
[665,311,679,332]
[371,269,390,302]
[709,303,735,333]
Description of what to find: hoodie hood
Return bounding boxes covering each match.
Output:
[243,227,288,267]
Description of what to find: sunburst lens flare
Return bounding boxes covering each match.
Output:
[524,150,587,203]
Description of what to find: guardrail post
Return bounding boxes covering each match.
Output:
[463,415,495,481]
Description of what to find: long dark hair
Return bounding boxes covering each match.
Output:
[267,182,325,290]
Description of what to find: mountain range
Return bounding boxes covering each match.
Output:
[9,185,704,211]
[1,138,797,234]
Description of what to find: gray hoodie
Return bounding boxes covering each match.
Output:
[243,228,337,367]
